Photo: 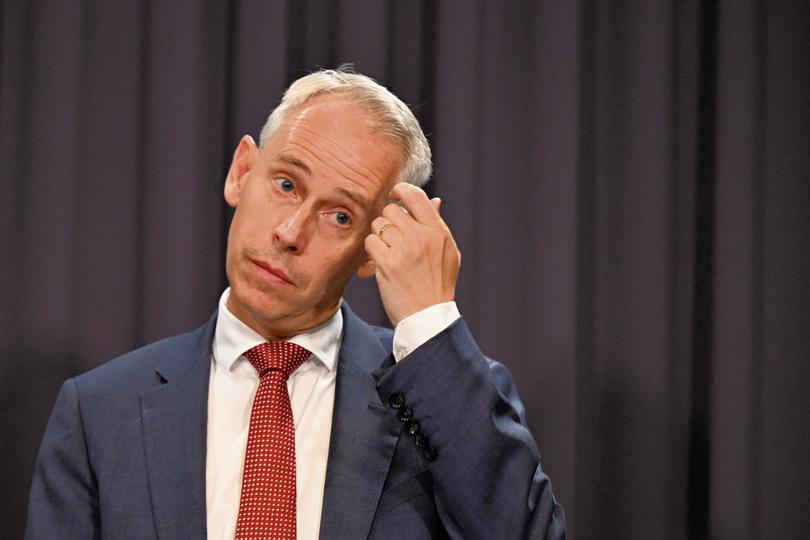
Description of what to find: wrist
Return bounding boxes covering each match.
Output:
[391,302,461,362]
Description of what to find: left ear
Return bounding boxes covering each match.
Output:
[224,135,259,207]
[355,256,376,279]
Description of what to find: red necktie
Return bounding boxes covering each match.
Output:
[235,341,311,540]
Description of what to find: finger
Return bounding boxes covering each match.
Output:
[371,216,393,237]
[381,198,448,240]
[370,216,403,245]
[388,183,442,226]
[364,233,389,261]
[381,202,415,229]
[383,196,447,235]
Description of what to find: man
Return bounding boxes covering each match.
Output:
[26,68,565,539]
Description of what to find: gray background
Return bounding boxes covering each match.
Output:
[2,1,808,538]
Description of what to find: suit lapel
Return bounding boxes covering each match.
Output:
[139,314,216,540]
[319,305,401,538]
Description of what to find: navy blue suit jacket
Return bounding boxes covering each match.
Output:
[26,304,565,539]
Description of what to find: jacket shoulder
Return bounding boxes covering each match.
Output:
[74,313,216,393]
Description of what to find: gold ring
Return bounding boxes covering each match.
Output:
[378,222,392,236]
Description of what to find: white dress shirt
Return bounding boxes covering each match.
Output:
[206,288,460,539]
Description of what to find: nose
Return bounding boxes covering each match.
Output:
[273,207,308,253]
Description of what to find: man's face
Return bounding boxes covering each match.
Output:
[223,95,402,339]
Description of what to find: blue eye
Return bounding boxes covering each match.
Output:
[334,212,350,225]
[277,178,294,192]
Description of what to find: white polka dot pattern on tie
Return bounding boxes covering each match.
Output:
[235,341,310,540]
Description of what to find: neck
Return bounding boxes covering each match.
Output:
[226,294,340,342]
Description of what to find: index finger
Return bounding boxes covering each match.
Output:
[388,183,442,227]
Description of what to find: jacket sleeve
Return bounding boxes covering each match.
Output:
[373,318,566,540]
[26,378,100,539]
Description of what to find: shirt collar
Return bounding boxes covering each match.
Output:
[212,288,342,373]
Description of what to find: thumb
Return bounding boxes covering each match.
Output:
[430,197,442,212]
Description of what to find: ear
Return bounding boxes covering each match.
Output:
[355,255,376,279]
[224,135,259,207]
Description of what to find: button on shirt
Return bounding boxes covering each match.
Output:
[206,288,460,539]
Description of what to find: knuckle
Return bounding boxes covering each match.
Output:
[392,182,411,194]
[404,183,424,196]
[415,235,432,253]
[382,204,399,219]
[424,229,441,245]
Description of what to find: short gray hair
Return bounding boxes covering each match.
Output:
[259,67,432,186]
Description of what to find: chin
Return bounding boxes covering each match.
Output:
[241,286,288,317]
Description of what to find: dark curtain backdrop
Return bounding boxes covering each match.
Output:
[2,1,808,538]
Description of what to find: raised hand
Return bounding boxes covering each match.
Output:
[364,183,461,327]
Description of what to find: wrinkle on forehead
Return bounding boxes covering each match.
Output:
[279,97,402,202]
[291,123,384,178]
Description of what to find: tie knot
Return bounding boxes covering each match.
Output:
[244,341,310,379]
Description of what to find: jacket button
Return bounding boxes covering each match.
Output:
[388,392,405,409]
[397,406,413,422]
[406,420,421,436]
[423,446,438,462]
[414,433,429,449]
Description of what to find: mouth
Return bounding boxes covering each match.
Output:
[250,259,295,286]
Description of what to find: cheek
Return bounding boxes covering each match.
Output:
[342,240,370,272]
[225,221,245,281]
[230,202,274,247]
[225,215,248,259]
[307,238,365,278]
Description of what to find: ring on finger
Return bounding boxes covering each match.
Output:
[378,222,392,236]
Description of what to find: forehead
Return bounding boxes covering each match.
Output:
[262,96,403,198]
[273,95,390,157]
[288,94,372,134]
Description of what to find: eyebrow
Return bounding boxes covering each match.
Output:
[277,153,369,210]
[278,154,311,175]
[335,187,369,210]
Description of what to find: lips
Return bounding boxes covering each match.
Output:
[251,259,294,286]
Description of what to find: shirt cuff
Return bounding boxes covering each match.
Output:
[392,302,461,362]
